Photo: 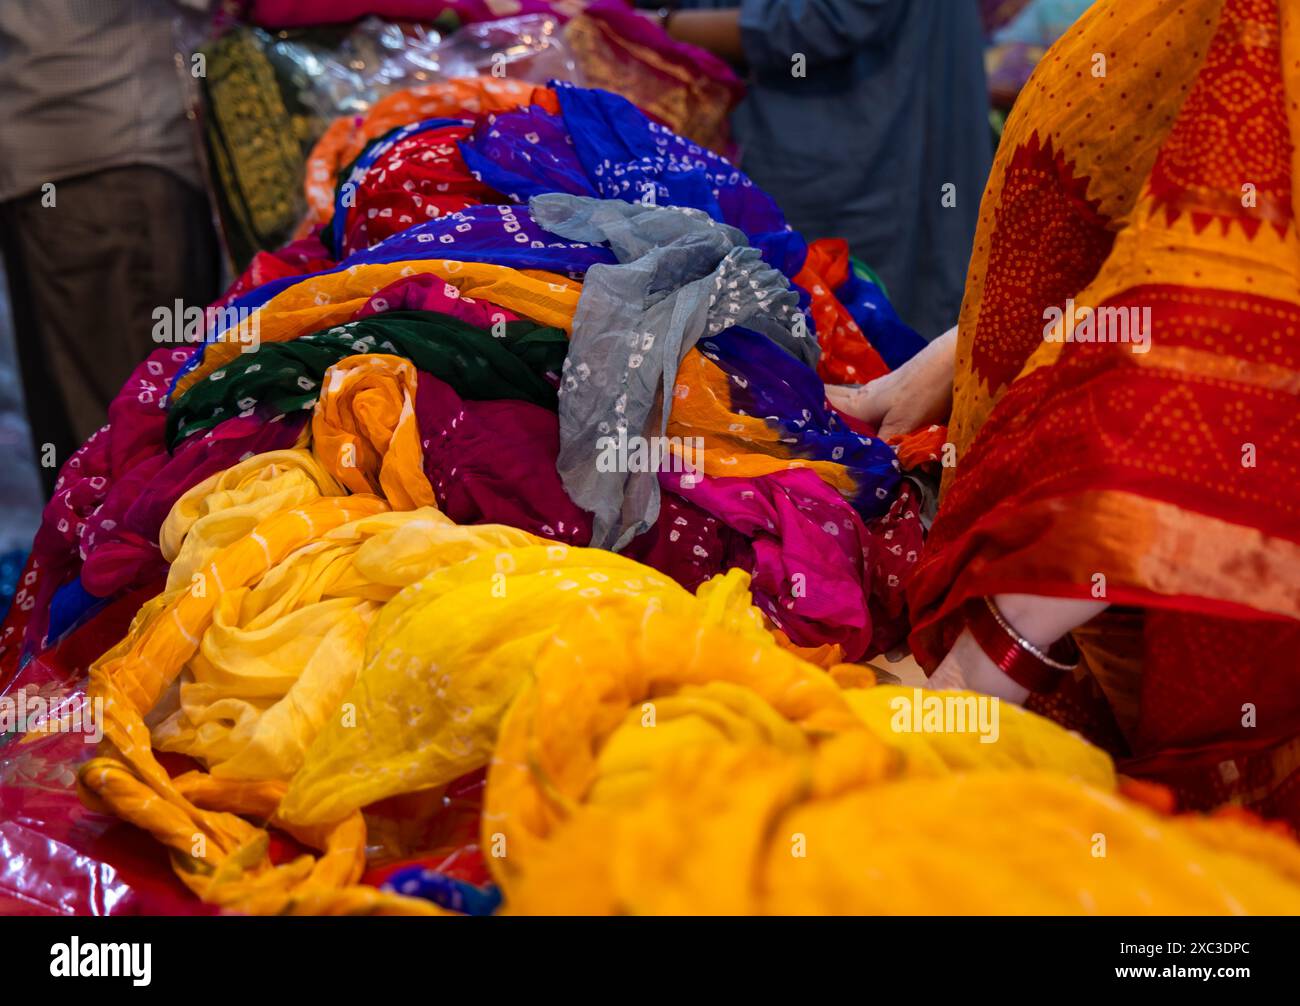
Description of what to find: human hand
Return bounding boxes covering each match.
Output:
[825,324,957,440]
[927,595,1108,704]
[928,627,1031,704]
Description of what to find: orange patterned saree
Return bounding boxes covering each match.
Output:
[908,0,1300,825]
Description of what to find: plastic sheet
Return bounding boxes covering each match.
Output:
[0,577,488,915]
[180,14,579,267]
[0,585,208,915]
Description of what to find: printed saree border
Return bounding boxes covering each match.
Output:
[908,488,1300,667]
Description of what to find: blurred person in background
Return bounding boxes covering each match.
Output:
[0,0,219,497]
[646,0,993,342]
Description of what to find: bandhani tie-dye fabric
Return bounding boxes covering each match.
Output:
[168,259,581,399]
[485,606,1300,914]
[457,82,918,380]
[908,0,1300,826]
[300,77,551,236]
[330,118,496,259]
[168,313,566,446]
[21,73,1268,919]
[533,194,809,550]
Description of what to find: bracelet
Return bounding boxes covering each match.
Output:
[964,596,1080,694]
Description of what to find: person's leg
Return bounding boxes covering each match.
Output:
[0,196,78,497]
[4,166,220,467]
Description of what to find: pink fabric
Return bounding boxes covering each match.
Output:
[351,273,521,327]
[245,0,562,29]
[0,346,194,674]
[623,493,753,594]
[661,466,908,660]
[79,411,308,598]
[416,371,590,544]
[582,0,744,106]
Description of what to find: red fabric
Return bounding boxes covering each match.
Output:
[0,584,213,915]
[213,234,335,310]
[969,132,1115,394]
[340,123,499,257]
[796,239,890,386]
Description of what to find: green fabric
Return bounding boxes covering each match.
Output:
[166,310,567,448]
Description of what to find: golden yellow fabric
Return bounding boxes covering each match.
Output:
[171,261,581,399]
[760,772,1300,914]
[484,605,889,904]
[311,354,434,510]
[485,611,1300,914]
[843,685,1115,786]
[281,556,770,826]
[79,496,405,914]
[151,511,547,787]
[496,720,1300,915]
[161,448,343,593]
[151,511,454,783]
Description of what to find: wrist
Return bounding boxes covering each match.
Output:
[964,596,1082,695]
[992,593,1106,649]
[948,629,1030,703]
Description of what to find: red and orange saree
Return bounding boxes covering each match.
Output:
[909,0,1300,826]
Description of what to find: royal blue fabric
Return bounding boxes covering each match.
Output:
[700,326,900,517]
[835,267,927,370]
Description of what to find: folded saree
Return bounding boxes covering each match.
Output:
[351,272,522,328]
[311,354,436,510]
[81,413,311,599]
[168,259,580,400]
[410,363,750,587]
[457,82,924,378]
[331,119,495,258]
[414,370,591,545]
[160,448,345,595]
[908,0,1300,825]
[302,78,552,235]
[167,311,566,445]
[663,467,877,658]
[79,496,431,914]
[665,331,900,517]
[79,502,558,913]
[486,608,1300,914]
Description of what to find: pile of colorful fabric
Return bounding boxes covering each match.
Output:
[1,68,1298,915]
[199,1,745,269]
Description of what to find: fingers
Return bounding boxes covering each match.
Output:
[925,657,966,692]
[825,377,890,425]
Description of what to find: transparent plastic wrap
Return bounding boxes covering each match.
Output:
[178,14,578,270]
[0,581,487,916]
[434,14,573,81]
[0,586,207,915]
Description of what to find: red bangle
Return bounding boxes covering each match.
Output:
[963,597,1079,694]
